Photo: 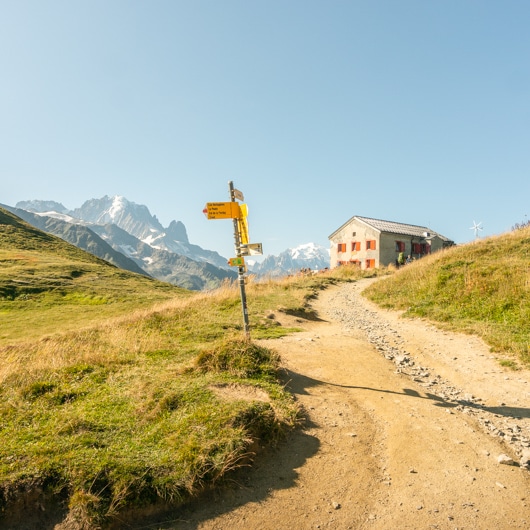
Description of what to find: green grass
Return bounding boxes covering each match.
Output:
[363,226,530,365]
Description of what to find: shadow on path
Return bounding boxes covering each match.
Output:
[281,368,530,419]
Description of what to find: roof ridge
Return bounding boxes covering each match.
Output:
[356,215,430,230]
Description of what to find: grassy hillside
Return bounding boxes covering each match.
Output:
[0,207,190,343]
[364,226,530,366]
[0,207,334,528]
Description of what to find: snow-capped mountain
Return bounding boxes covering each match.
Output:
[17,196,230,270]
[248,243,330,277]
[3,204,149,277]
[13,196,236,290]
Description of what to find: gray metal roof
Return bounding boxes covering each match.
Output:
[330,216,453,242]
[357,216,434,237]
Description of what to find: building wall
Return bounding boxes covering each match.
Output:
[329,219,380,270]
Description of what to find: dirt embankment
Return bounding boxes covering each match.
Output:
[136,279,530,529]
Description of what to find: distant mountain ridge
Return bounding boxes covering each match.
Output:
[10,196,330,287]
[248,243,330,277]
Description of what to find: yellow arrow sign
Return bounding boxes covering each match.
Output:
[203,202,241,219]
[237,203,249,245]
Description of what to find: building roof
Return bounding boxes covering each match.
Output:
[329,216,453,242]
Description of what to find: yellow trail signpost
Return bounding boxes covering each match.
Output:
[204,181,262,338]
[203,201,241,220]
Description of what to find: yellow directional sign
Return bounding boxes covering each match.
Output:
[203,202,241,219]
[237,203,249,245]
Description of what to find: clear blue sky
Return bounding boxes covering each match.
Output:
[2,1,529,259]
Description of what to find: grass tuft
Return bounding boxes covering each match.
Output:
[195,339,280,378]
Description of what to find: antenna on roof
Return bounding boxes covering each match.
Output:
[470,220,483,239]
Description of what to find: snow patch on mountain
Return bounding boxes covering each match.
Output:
[108,195,128,222]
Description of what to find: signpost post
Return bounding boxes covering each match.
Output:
[203,181,262,339]
[229,181,250,338]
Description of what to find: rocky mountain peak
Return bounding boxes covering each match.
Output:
[166,220,189,243]
[15,200,69,214]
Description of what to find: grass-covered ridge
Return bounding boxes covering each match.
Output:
[363,226,530,366]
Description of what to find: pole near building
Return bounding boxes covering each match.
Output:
[228,180,250,338]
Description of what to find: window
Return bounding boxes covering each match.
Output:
[351,241,360,251]
[413,243,421,254]
[366,259,375,269]
[366,240,376,250]
[337,243,346,253]
[396,241,405,252]
[349,260,361,268]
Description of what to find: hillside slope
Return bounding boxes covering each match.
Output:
[0,206,186,342]
[364,227,530,365]
[1,204,149,276]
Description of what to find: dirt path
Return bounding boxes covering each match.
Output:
[153,279,530,530]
